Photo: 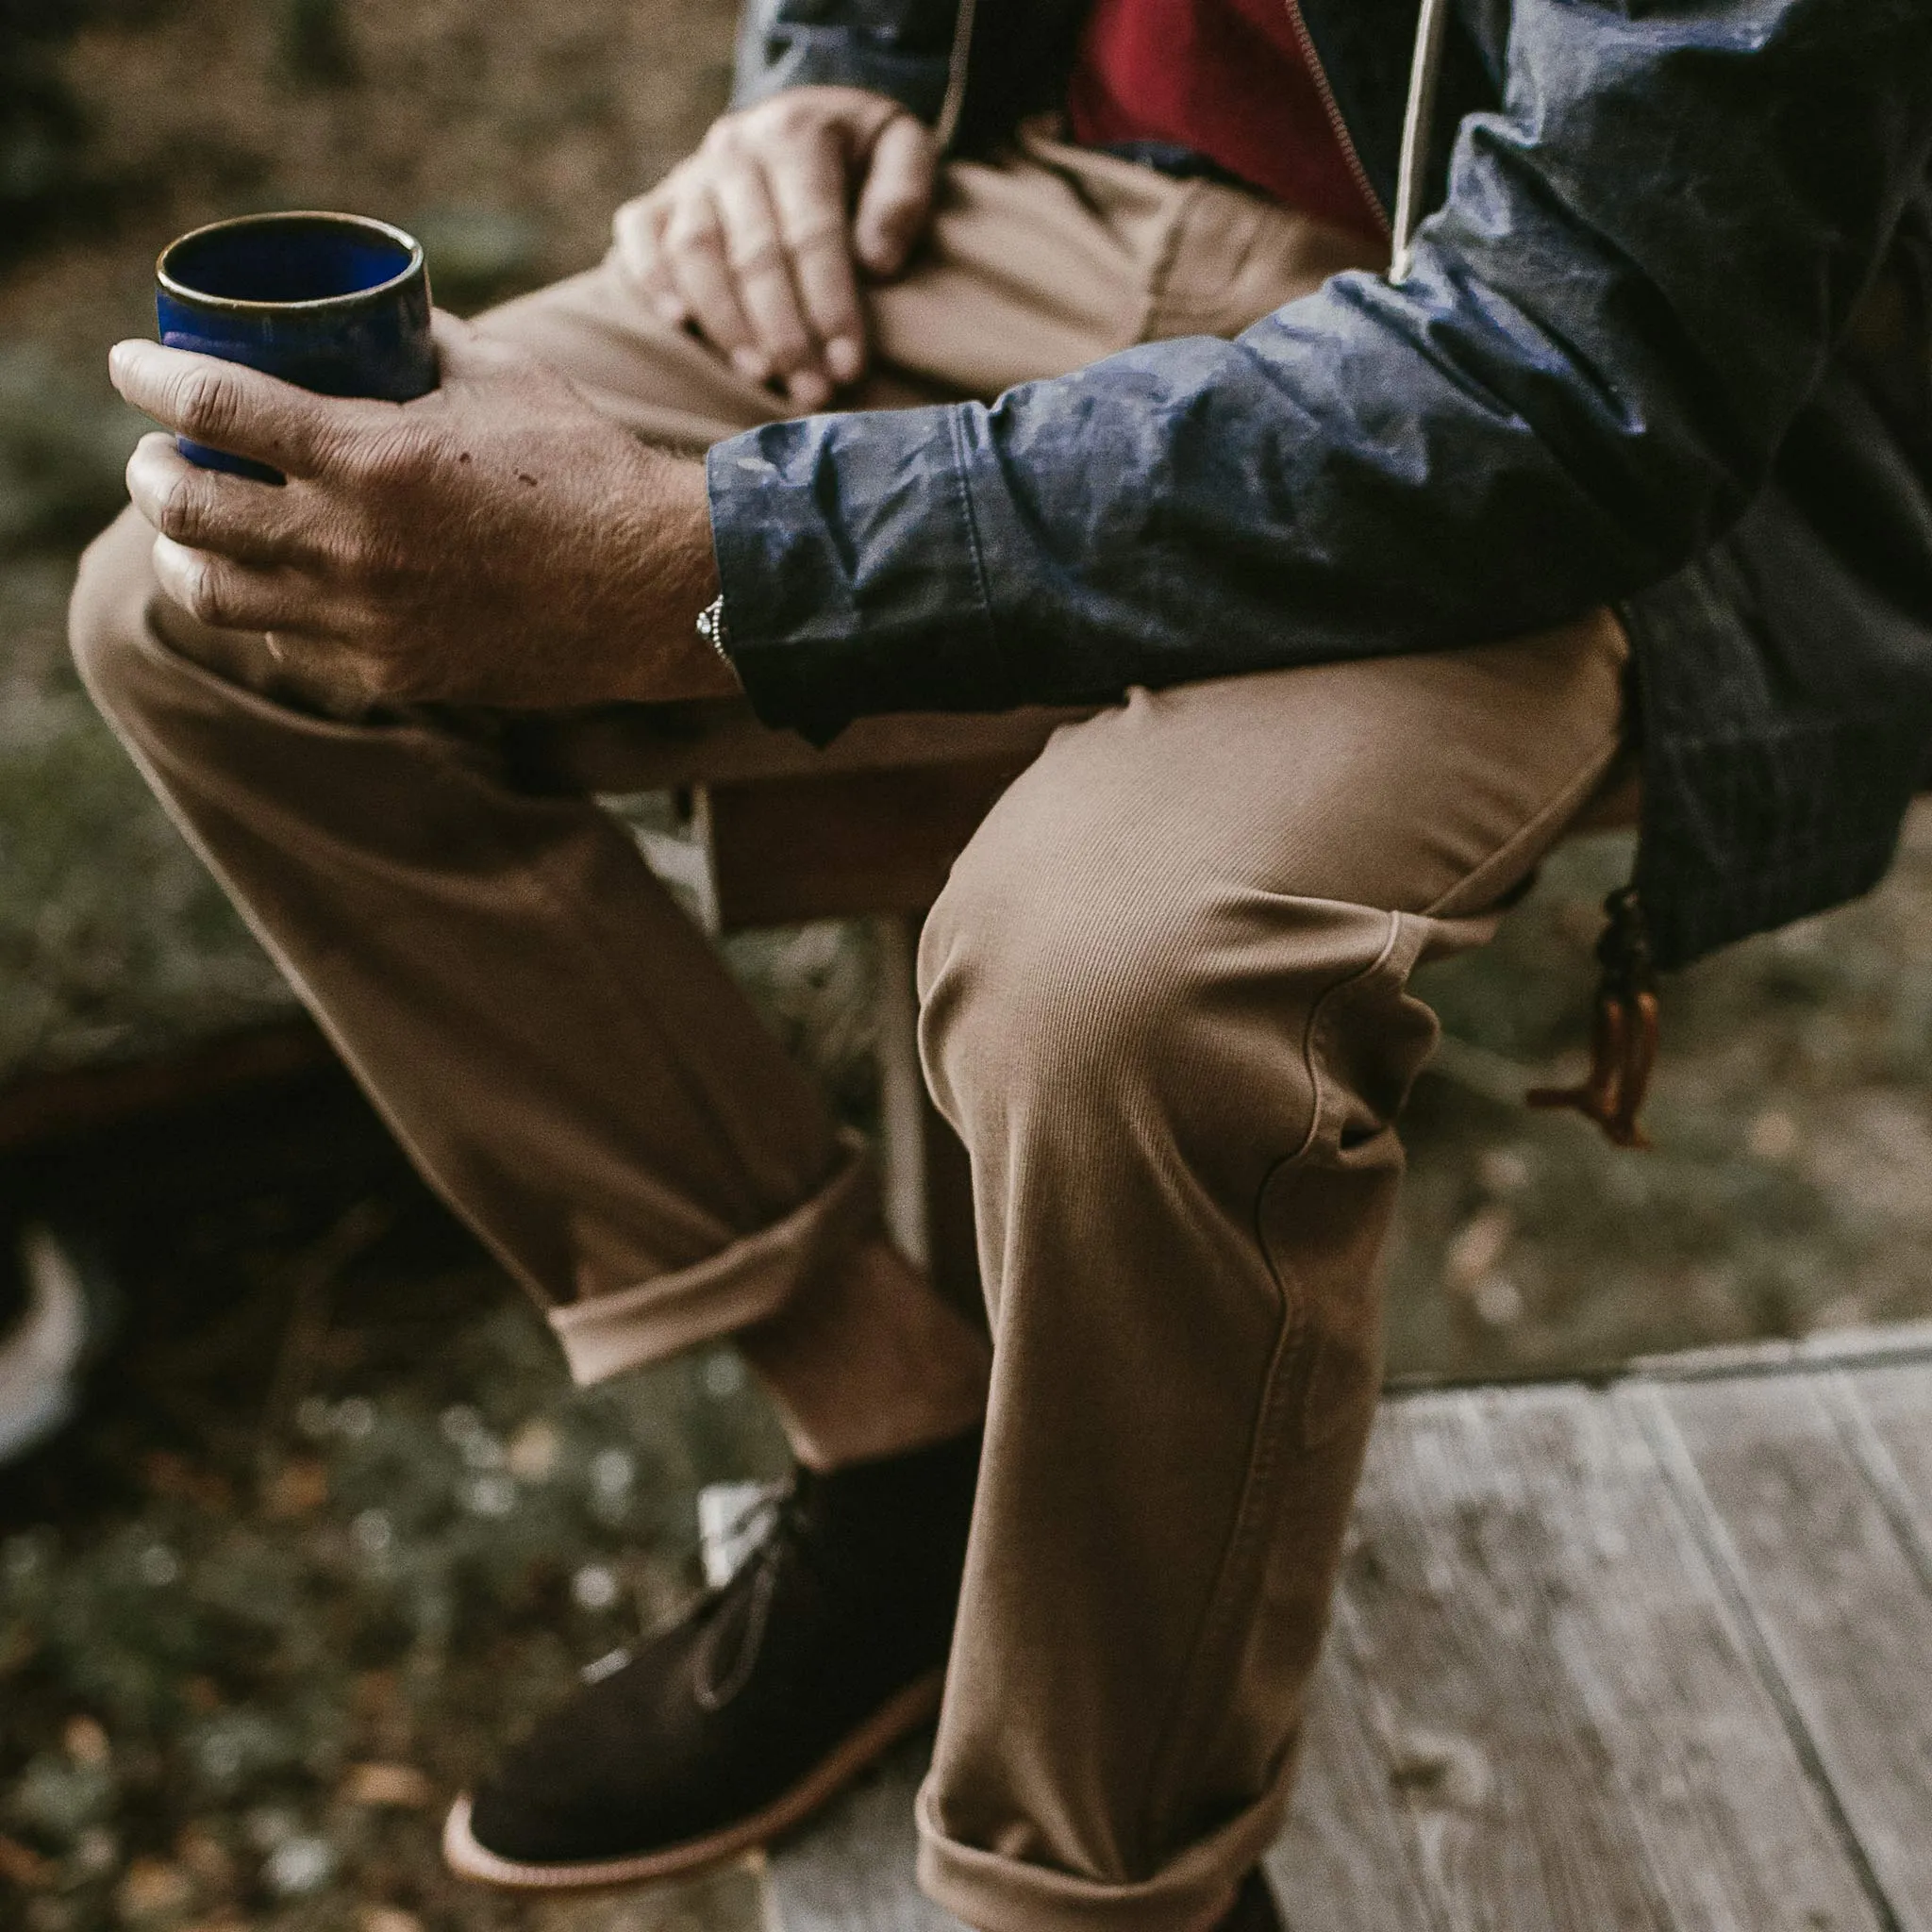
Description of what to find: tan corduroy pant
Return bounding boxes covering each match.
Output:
[71,125,1629,1932]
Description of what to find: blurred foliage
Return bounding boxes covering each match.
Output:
[0,347,146,553]
[0,1,91,258]
[409,205,545,315]
[1387,819,1932,1380]
[276,0,357,87]
[0,1141,783,1929]
[0,553,293,1077]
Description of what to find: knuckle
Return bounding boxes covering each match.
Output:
[326,522,370,585]
[157,472,205,542]
[765,95,810,139]
[728,231,783,274]
[353,650,410,705]
[620,206,663,261]
[762,322,812,369]
[340,423,424,493]
[183,560,230,626]
[665,201,722,252]
[702,116,750,160]
[349,655,393,701]
[334,518,394,588]
[175,366,237,443]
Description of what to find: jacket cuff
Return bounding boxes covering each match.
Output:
[706,408,1015,741]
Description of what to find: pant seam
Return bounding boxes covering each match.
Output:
[1132,907,1402,1867]
[1279,908,1406,1170]
[1128,688,1622,1868]
[1134,1242,1305,1879]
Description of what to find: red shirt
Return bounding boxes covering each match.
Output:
[1065,0,1384,242]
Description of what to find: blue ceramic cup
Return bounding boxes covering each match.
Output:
[156,210,436,483]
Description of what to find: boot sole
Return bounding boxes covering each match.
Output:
[441,1667,945,1891]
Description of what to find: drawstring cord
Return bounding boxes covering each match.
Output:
[1526,887,1660,1149]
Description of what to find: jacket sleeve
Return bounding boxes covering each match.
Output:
[707,0,1932,741]
[730,0,963,124]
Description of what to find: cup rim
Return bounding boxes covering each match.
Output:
[157,210,425,314]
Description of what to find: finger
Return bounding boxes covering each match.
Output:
[612,193,690,327]
[150,533,329,635]
[853,113,938,277]
[767,137,867,388]
[109,341,345,478]
[710,162,830,408]
[661,184,764,381]
[125,433,309,565]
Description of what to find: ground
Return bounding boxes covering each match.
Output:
[4,4,1932,1928]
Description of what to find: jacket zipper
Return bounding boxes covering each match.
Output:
[1281,0,1391,240]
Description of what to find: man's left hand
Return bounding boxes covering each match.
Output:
[110,313,735,708]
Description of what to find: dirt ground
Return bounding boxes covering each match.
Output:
[6,3,1932,1927]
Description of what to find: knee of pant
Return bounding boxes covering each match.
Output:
[67,505,159,724]
[919,822,1286,1138]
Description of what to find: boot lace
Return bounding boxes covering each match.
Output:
[691,1474,818,1712]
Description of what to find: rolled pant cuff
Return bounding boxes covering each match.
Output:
[914,1771,1289,1932]
[547,1130,877,1386]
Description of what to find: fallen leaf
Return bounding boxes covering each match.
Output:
[64,1715,110,1768]
[0,1834,54,1887]
[1444,1206,1514,1295]
[341,1762,432,1809]
[175,1824,235,1888]
[263,1457,329,1519]
[362,1909,425,1932]
[118,1858,193,1920]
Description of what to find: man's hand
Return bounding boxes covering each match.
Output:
[109,314,736,709]
[614,86,939,412]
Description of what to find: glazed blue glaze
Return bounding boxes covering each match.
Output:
[156,211,436,482]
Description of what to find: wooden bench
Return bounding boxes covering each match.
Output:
[750,1321,1932,1931]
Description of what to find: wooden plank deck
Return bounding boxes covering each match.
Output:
[761,1322,1932,1932]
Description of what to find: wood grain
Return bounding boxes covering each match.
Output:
[1275,1386,1880,1930]
[1648,1371,1932,1928]
[1270,1611,1441,1930]
[1834,1362,1932,1591]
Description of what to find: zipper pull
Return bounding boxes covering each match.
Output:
[1526,886,1659,1150]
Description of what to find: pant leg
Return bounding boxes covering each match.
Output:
[914,613,1630,1932]
[68,501,887,1379]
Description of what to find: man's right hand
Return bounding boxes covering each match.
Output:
[614,87,939,412]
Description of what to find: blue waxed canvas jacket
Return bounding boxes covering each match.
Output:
[704,0,1932,971]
